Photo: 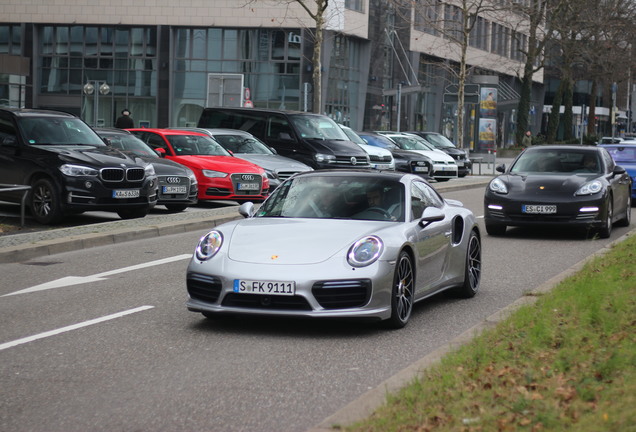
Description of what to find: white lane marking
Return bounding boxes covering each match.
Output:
[3,254,191,297]
[0,305,154,351]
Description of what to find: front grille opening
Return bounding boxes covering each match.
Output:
[222,293,312,310]
[187,273,223,303]
[312,279,371,309]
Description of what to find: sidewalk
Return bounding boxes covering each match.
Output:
[0,174,495,264]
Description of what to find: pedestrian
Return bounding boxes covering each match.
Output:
[522,130,532,147]
[115,108,134,129]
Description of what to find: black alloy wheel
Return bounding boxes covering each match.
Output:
[386,250,414,329]
[455,230,481,298]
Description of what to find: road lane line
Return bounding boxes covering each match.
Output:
[0,305,154,351]
[3,254,191,297]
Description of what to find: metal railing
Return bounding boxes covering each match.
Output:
[0,184,31,227]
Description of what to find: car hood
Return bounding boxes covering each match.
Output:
[225,218,389,265]
[498,173,599,196]
[170,155,263,173]
[409,149,456,163]
[357,143,392,158]
[233,154,312,172]
[36,145,148,168]
[304,138,368,157]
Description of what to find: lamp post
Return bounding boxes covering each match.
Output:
[83,81,110,127]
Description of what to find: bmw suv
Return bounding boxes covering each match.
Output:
[0,108,158,224]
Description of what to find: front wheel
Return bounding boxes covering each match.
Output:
[616,194,631,227]
[30,178,63,224]
[117,207,149,219]
[455,230,481,298]
[598,199,613,238]
[385,251,414,329]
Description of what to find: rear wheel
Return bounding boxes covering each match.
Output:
[30,178,63,224]
[455,231,481,298]
[598,199,613,238]
[117,207,149,219]
[385,251,414,329]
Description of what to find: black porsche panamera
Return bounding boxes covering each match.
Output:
[484,145,632,238]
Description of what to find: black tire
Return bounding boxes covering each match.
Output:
[598,198,613,238]
[165,204,188,212]
[616,194,631,227]
[117,207,149,220]
[455,230,481,298]
[30,178,63,224]
[485,222,506,236]
[436,178,451,182]
[385,251,415,329]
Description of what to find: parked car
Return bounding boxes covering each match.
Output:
[484,145,632,238]
[375,132,458,181]
[169,127,313,191]
[357,132,433,178]
[339,125,395,171]
[95,128,198,212]
[0,108,158,224]
[186,170,481,328]
[127,128,269,203]
[598,136,623,144]
[600,143,636,200]
[406,131,472,177]
[197,107,370,170]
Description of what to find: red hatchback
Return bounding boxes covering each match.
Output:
[128,128,269,202]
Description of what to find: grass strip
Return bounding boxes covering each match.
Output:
[345,233,636,432]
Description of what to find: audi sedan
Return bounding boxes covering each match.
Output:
[128,128,269,203]
[186,170,481,329]
[484,145,632,238]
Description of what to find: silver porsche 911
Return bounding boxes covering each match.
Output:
[186,170,482,328]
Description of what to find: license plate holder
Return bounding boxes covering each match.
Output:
[238,183,260,191]
[233,279,296,296]
[113,189,140,198]
[162,186,187,194]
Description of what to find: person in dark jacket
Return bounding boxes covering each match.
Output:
[115,109,134,129]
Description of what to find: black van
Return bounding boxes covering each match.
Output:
[197,107,370,170]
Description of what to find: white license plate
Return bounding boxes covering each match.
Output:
[162,186,187,194]
[112,189,140,198]
[414,166,428,172]
[238,183,260,191]
[456,161,464,167]
[439,166,455,171]
[233,279,296,296]
[523,204,557,214]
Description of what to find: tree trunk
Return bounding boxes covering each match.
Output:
[312,15,323,113]
[516,65,533,147]
[547,79,565,143]
[587,79,597,136]
[563,79,574,141]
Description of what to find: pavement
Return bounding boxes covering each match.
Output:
[0,172,499,264]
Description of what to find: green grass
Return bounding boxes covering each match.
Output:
[345,233,636,432]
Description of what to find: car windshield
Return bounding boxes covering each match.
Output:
[257,175,405,222]
[213,134,272,155]
[101,133,158,157]
[289,114,349,140]
[421,133,455,149]
[166,135,230,156]
[340,126,367,145]
[604,146,636,163]
[21,118,106,146]
[389,135,432,151]
[511,149,602,174]
[360,134,400,150]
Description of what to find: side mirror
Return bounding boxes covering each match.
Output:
[238,201,255,218]
[269,146,278,154]
[613,165,626,175]
[496,164,506,173]
[155,148,167,158]
[418,207,445,228]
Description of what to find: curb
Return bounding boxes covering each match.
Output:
[307,228,635,432]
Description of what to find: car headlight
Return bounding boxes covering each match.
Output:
[59,164,98,177]
[144,164,155,176]
[489,178,508,194]
[195,230,223,261]
[202,170,228,178]
[576,180,603,196]
[314,153,336,163]
[347,235,383,267]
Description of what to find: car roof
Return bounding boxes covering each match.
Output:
[0,107,77,118]
[127,128,208,136]
[291,169,412,182]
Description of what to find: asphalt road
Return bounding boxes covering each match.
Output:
[0,179,633,432]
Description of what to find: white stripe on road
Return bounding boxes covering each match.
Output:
[3,254,191,297]
[0,305,154,351]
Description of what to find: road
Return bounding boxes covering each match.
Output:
[0,186,632,432]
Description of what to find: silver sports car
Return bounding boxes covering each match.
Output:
[186,170,482,328]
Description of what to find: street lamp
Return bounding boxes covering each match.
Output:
[83,81,110,127]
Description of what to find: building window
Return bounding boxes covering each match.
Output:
[345,0,364,12]
[0,25,22,55]
[414,2,439,36]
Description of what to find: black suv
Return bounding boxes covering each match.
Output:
[0,108,158,224]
